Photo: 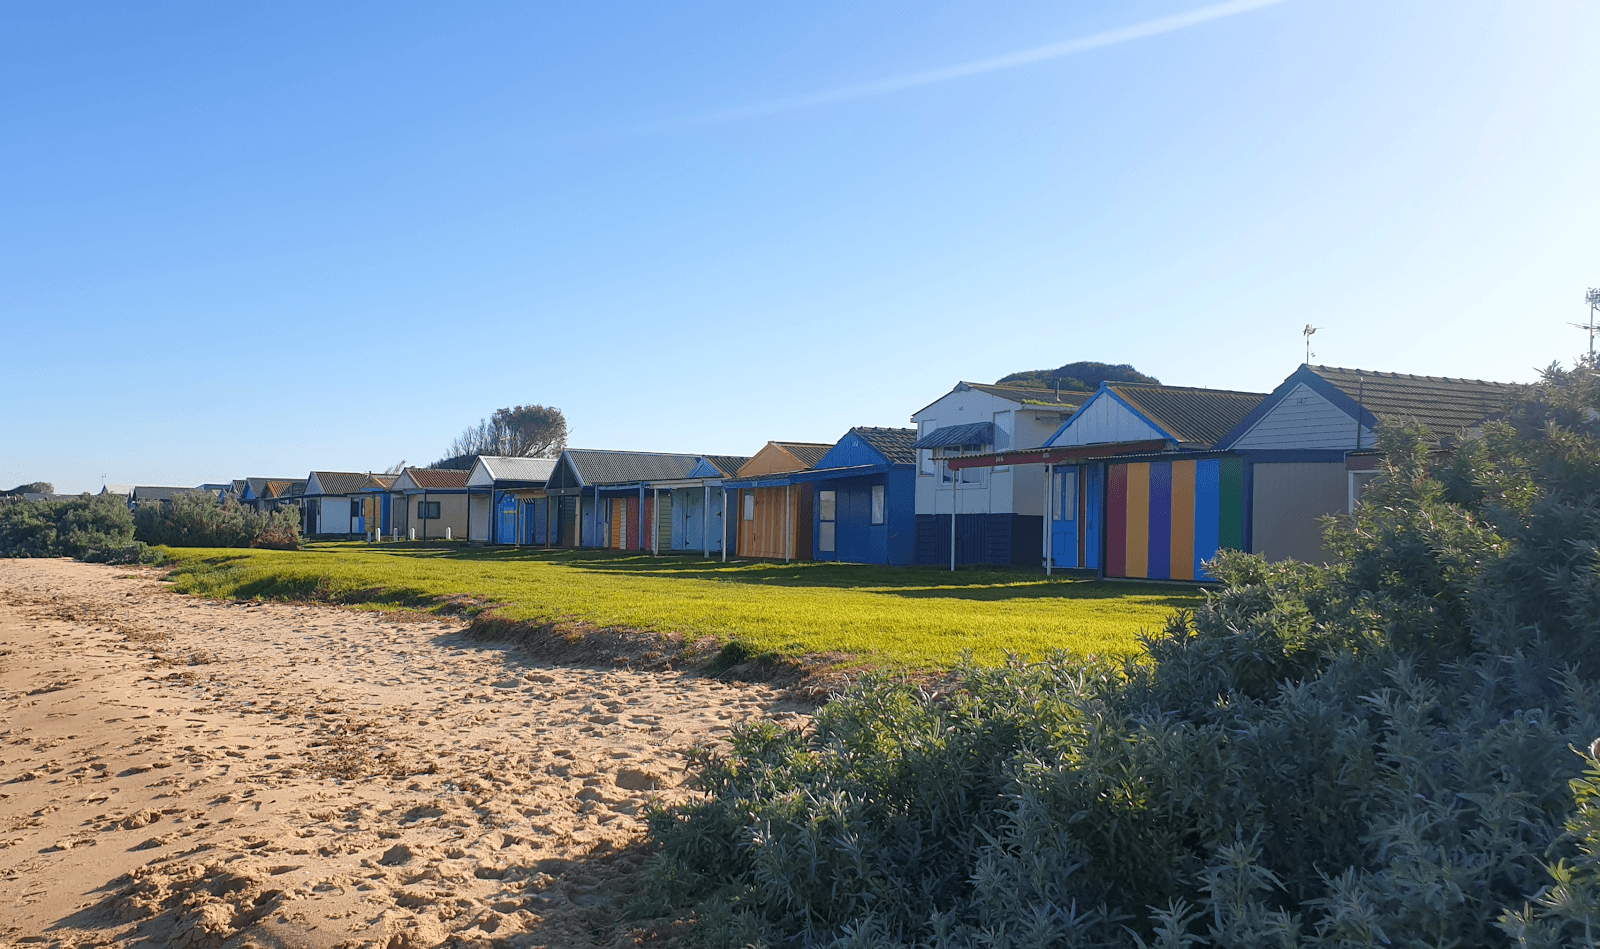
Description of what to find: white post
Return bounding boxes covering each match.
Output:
[1044,464,1053,576]
[446,526,452,541]
[409,528,415,541]
[949,457,957,573]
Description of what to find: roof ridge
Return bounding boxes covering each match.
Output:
[1110,382,1267,396]
[1309,365,1518,388]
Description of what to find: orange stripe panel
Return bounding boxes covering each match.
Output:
[1125,463,1150,578]
[1170,460,1196,581]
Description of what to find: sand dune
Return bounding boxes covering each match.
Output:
[0,558,809,948]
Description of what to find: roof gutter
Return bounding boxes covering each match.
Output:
[946,439,1171,470]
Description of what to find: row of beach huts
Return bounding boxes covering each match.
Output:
[119,362,1516,581]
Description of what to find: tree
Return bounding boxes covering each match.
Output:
[434,404,567,468]
[997,360,1159,392]
[3,482,55,496]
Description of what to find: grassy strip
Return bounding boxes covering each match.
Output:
[160,543,1203,669]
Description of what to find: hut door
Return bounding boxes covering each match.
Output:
[497,493,519,544]
[1051,468,1079,568]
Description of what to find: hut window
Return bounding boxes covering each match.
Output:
[417,501,441,519]
[818,490,836,553]
[743,493,755,520]
[870,485,885,525]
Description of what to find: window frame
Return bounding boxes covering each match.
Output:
[417,500,442,520]
[870,484,886,525]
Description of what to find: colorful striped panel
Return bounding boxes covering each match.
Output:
[1124,463,1150,579]
[1169,460,1196,581]
[1218,458,1245,551]
[1193,459,1221,580]
[1147,462,1172,580]
[1106,464,1127,577]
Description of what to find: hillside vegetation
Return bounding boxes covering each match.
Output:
[997,360,1159,391]
[636,358,1600,948]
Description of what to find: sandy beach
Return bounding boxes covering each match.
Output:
[0,558,809,948]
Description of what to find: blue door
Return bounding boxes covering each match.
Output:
[496,493,519,544]
[679,489,704,552]
[1084,464,1104,571]
[1051,467,1079,568]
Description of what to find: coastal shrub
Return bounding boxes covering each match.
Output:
[0,493,154,563]
[638,358,1600,948]
[134,493,301,549]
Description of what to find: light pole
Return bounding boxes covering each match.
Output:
[1583,289,1600,358]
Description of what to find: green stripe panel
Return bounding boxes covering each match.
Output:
[1217,458,1244,551]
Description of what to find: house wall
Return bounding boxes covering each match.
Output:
[912,389,1071,518]
[406,492,468,541]
[668,486,728,553]
[1229,382,1375,451]
[309,495,367,536]
[1103,458,1246,581]
[737,484,815,560]
[1250,462,1346,564]
[1049,391,1166,447]
[812,469,914,566]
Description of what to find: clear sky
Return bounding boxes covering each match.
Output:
[3,1,1597,493]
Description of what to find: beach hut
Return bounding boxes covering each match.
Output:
[464,456,559,544]
[388,467,470,541]
[543,450,707,550]
[643,455,748,557]
[798,427,918,566]
[910,381,1087,566]
[728,441,832,560]
[300,472,396,538]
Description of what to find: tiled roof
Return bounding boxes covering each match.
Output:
[309,471,391,496]
[771,442,833,469]
[565,450,706,486]
[262,479,305,499]
[1109,384,1268,449]
[703,455,752,478]
[964,382,1091,407]
[851,427,918,465]
[1309,365,1520,437]
[402,468,470,490]
[476,456,558,484]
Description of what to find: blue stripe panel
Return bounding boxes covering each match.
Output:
[1193,459,1221,580]
[1147,462,1172,579]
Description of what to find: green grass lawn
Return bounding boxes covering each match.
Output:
[160,544,1205,669]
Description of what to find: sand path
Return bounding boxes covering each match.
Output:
[0,558,808,948]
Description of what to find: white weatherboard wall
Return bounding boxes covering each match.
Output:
[911,387,1072,517]
[1050,391,1167,447]
[468,493,492,542]
[1229,383,1375,451]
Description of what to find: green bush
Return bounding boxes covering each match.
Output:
[0,493,154,564]
[639,358,1600,948]
[133,493,301,549]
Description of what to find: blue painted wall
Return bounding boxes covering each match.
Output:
[811,468,915,566]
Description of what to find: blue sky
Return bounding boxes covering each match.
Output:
[3,1,1597,493]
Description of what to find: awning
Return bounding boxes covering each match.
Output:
[912,421,994,451]
[946,439,1171,469]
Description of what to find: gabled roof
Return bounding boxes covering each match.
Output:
[555,449,707,489]
[851,427,918,465]
[912,381,1091,418]
[1307,365,1519,437]
[306,471,392,497]
[1104,383,1267,448]
[393,467,469,491]
[262,479,305,499]
[100,484,134,497]
[702,455,752,478]
[472,456,558,486]
[772,442,833,468]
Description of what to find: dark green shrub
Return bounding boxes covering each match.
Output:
[640,357,1600,948]
[0,493,153,563]
[133,493,301,549]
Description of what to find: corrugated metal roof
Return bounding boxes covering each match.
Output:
[308,471,391,496]
[402,467,470,490]
[771,442,833,468]
[912,421,995,450]
[564,450,706,486]
[477,456,558,483]
[1109,384,1268,448]
[852,427,918,465]
[1309,365,1520,437]
[703,455,752,477]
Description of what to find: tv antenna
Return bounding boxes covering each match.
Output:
[1302,324,1319,364]
[1574,289,1600,357]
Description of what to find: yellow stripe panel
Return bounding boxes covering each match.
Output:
[1125,463,1149,579]
[1170,460,1196,581]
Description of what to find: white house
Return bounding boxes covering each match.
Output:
[909,381,1086,566]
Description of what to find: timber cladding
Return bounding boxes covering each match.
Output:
[1106,458,1245,581]
[736,485,814,560]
